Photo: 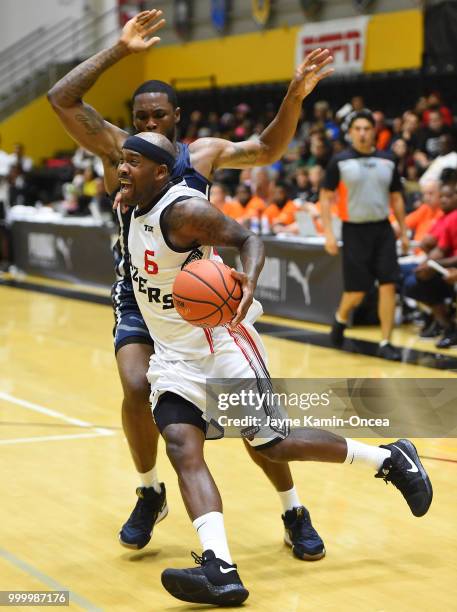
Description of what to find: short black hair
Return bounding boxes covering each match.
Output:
[131,80,178,109]
[347,109,375,129]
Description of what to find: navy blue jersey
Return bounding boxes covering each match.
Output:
[113,142,211,280]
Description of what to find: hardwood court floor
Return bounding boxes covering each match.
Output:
[0,285,456,611]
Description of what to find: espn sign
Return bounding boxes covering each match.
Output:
[296,16,369,74]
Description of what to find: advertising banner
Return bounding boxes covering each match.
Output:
[296,16,369,74]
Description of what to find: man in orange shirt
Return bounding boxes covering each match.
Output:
[265,182,297,233]
[404,180,442,248]
[223,183,265,223]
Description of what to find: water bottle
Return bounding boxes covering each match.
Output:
[260,215,270,236]
[250,215,260,235]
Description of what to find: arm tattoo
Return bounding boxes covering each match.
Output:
[231,144,259,165]
[48,44,127,107]
[75,107,105,136]
[168,199,246,249]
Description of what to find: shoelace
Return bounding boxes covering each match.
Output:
[375,463,410,491]
[191,551,204,566]
[128,489,159,526]
[293,509,319,541]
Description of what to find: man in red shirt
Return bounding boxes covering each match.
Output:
[405,180,457,347]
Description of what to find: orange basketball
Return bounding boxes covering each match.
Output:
[172,259,243,328]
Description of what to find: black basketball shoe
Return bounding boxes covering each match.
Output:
[161,550,249,606]
[375,439,433,517]
[119,484,168,549]
[330,317,346,347]
[282,506,326,560]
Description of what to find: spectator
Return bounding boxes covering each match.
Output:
[373,111,392,151]
[406,180,457,347]
[72,146,104,177]
[417,109,453,160]
[391,137,413,179]
[81,166,98,198]
[223,184,263,225]
[422,92,453,128]
[313,100,340,141]
[291,167,310,200]
[209,182,229,212]
[400,180,443,251]
[251,167,273,201]
[9,142,33,173]
[400,111,421,150]
[304,134,331,168]
[8,163,29,206]
[419,134,457,187]
[265,182,297,234]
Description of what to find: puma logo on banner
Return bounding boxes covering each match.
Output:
[287,262,314,305]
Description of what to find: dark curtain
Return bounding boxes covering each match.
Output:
[424,0,457,73]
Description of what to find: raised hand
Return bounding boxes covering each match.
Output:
[289,48,334,100]
[119,10,166,54]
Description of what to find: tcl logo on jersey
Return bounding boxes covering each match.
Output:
[143,225,154,233]
[130,264,174,310]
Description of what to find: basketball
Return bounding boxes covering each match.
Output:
[172,259,243,328]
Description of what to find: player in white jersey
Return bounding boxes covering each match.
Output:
[47,9,335,557]
[120,132,433,606]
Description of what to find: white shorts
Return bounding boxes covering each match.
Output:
[147,322,289,448]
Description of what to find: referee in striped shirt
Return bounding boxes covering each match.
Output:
[320,110,409,361]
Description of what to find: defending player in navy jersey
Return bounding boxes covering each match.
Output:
[47,9,333,558]
[119,132,432,606]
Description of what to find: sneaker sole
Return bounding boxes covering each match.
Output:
[118,502,169,550]
[395,439,433,517]
[161,572,249,606]
[284,532,326,561]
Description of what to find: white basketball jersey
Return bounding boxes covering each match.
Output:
[128,180,261,360]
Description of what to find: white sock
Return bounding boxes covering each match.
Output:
[139,466,161,493]
[379,339,389,347]
[344,438,391,472]
[193,512,233,565]
[278,486,302,514]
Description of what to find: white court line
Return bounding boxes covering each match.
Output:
[0,431,113,445]
[0,391,115,441]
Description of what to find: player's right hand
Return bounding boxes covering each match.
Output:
[229,269,254,329]
[119,10,166,54]
[325,234,339,256]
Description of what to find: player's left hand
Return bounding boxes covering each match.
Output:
[119,10,166,54]
[229,269,255,329]
[288,48,334,100]
[112,190,129,214]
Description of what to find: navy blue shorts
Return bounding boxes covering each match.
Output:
[404,271,454,306]
[112,279,154,354]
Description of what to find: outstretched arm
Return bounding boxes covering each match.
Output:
[164,198,265,327]
[47,10,165,191]
[190,48,334,175]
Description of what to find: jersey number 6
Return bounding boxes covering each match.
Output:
[144,250,158,275]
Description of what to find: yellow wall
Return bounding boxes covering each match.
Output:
[143,25,300,88]
[364,10,423,72]
[0,10,423,162]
